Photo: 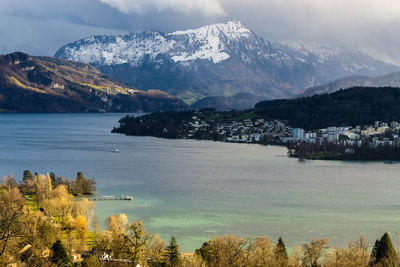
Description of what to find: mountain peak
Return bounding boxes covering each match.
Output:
[167,21,254,63]
[55,20,259,66]
[54,21,400,105]
[169,21,252,40]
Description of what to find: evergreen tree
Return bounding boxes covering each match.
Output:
[50,172,56,188]
[51,240,70,266]
[72,172,96,195]
[196,241,213,265]
[74,172,85,195]
[370,232,398,266]
[23,170,33,183]
[371,239,380,265]
[275,237,289,264]
[166,236,181,267]
[76,172,85,181]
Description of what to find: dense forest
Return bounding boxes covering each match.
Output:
[255,87,400,130]
[112,109,219,139]
[112,111,195,138]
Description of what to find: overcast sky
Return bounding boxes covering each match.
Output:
[1,0,400,64]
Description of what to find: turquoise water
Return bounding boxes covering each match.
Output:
[1,113,400,251]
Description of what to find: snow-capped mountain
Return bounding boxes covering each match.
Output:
[55,21,399,105]
[276,41,398,83]
[56,21,296,69]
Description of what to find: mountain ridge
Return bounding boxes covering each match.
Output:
[0,52,188,112]
[301,71,400,97]
[55,21,400,104]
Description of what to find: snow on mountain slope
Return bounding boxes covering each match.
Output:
[56,21,398,75]
[170,21,252,40]
[57,21,260,65]
[59,31,175,66]
[57,21,301,69]
[167,21,256,63]
[276,41,397,80]
[55,21,400,103]
[282,42,351,63]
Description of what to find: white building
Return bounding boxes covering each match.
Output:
[327,127,338,143]
[293,128,304,140]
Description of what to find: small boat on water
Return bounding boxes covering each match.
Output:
[110,148,120,153]
[384,160,394,164]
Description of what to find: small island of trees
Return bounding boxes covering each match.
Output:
[18,170,96,196]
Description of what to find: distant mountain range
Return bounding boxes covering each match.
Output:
[301,71,400,97]
[55,21,399,107]
[0,52,188,112]
[191,93,265,111]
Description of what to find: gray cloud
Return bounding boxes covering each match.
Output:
[1,0,400,65]
[99,0,225,16]
[219,0,400,64]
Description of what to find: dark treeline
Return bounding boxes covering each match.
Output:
[290,140,400,160]
[255,87,400,130]
[112,108,220,139]
[112,111,195,138]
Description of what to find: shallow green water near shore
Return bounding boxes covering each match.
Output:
[1,113,400,251]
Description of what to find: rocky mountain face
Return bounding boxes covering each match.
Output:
[301,71,400,97]
[0,52,188,112]
[276,42,398,83]
[55,21,399,106]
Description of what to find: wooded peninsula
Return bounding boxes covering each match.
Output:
[112,87,400,161]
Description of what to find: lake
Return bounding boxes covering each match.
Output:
[1,113,400,252]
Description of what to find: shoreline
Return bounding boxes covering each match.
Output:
[114,132,397,162]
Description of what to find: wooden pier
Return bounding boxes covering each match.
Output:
[91,195,133,201]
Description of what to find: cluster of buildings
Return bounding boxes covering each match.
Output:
[180,115,293,144]
[216,118,292,143]
[289,121,400,147]
[180,113,400,148]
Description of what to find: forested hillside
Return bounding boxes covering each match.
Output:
[255,87,400,129]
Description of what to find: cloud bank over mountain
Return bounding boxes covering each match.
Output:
[1,0,400,64]
[99,0,225,16]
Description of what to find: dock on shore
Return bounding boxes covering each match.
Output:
[91,195,133,201]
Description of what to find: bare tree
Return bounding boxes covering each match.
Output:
[0,188,25,257]
[200,234,249,267]
[246,236,275,267]
[146,234,166,266]
[302,238,328,267]
[324,237,369,267]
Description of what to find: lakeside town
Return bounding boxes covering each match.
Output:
[177,111,400,147]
